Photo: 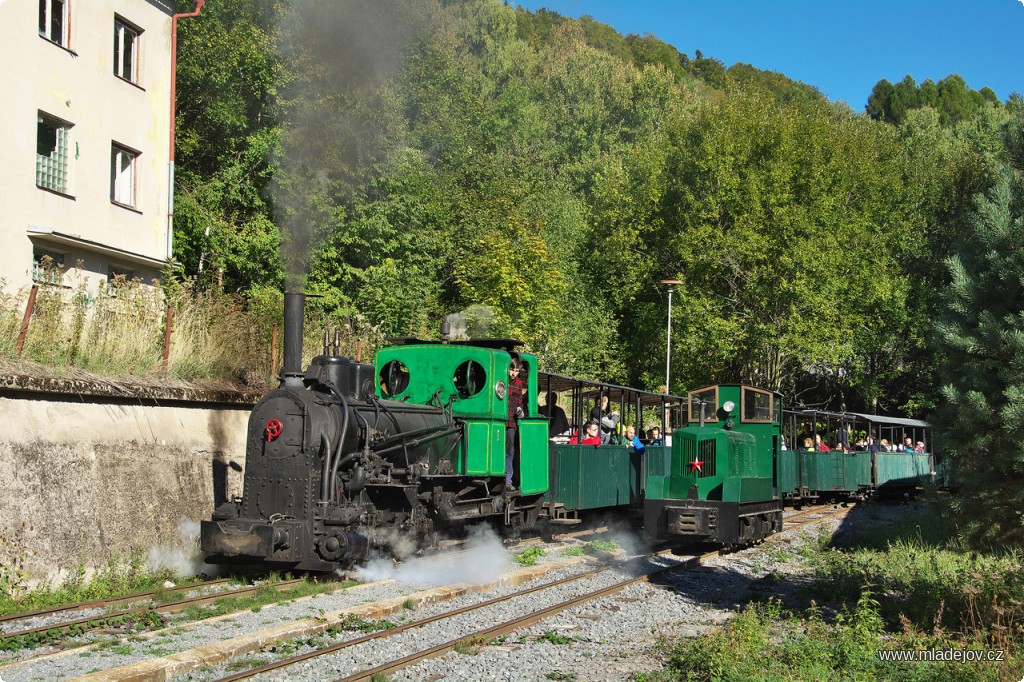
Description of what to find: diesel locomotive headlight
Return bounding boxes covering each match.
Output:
[722,400,736,414]
[495,380,506,400]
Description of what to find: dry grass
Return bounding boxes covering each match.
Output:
[0,270,383,389]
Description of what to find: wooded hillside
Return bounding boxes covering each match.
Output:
[171,0,1022,420]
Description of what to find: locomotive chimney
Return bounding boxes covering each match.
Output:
[282,291,306,386]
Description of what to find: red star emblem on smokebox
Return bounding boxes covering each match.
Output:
[689,459,703,473]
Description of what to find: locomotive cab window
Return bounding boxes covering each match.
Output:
[453,360,486,399]
[379,360,410,397]
[688,386,719,422]
[741,387,773,423]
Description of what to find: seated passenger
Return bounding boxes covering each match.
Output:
[569,421,601,445]
[915,441,926,453]
[647,426,663,446]
[540,392,571,436]
[853,438,867,451]
[803,437,815,452]
[902,437,914,453]
[815,434,830,453]
[880,439,892,452]
[624,425,645,453]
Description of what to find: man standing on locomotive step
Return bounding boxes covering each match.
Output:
[506,359,524,491]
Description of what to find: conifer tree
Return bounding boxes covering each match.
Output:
[934,163,1024,546]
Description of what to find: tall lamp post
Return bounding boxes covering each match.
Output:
[659,280,681,394]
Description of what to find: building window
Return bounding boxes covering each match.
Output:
[32,248,65,285]
[110,143,138,207]
[37,112,72,194]
[38,0,68,46]
[106,265,137,295]
[113,18,141,83]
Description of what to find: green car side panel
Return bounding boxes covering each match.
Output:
[876,452,933,487]
[843,451,871,490]
[491,423,506,476]
[462,420,491,475]
[777,448,799,495]
[549,444,638,511]
[517,418,549,494]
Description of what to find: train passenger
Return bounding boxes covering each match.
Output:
[803,437,815,451]
[853,438,867,451]
[902,437,915,453]
[798,424,814,447]
[915,441,926,453]
[836,423,850,449]
[815,434,830,453]
[590,395,620,445]
[540,392,570,436]
[624,425,645,453]
[880,438,892,452]
[569,421,601,445]
[647,426,663,446]
[505,359,524,491]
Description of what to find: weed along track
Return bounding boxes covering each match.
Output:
[0,579,233,635]
[0,506,850,682]
[0,577,321,660]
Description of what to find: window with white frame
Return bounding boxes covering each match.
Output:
[38,0,69,46]
[113,17,141,83]
[110,143,138,207]
[37,111,72,194]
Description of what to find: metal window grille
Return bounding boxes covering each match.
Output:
[36,115,69,193]
[681,437,717,478]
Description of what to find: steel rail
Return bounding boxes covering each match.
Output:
[212,504,852,681]
[337,504,853,682]
[0,578,233,627]
[0,578,306,648]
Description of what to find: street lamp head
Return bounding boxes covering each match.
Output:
[659,279,682,292]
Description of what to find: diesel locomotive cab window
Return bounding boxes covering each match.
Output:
[688,387,718,422]
[379,360,410,396]
[741,387,773,423]
[453,360,486,399]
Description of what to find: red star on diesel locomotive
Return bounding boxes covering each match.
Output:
[689,459,703,473]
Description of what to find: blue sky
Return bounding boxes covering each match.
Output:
[514,0,1024,110]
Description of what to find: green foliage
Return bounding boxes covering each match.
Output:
[933,131,1024,546]
[538,630,574,645]
[867,73,1004,126]
[163,0,1018,412]
[512,547,547,566]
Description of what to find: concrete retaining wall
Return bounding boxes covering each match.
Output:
[0,374,259,587]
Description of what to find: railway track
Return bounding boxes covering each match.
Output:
[0,503,853,681]
[0,578,307,652]
[0,578,233,632]
[206,504,851,682]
